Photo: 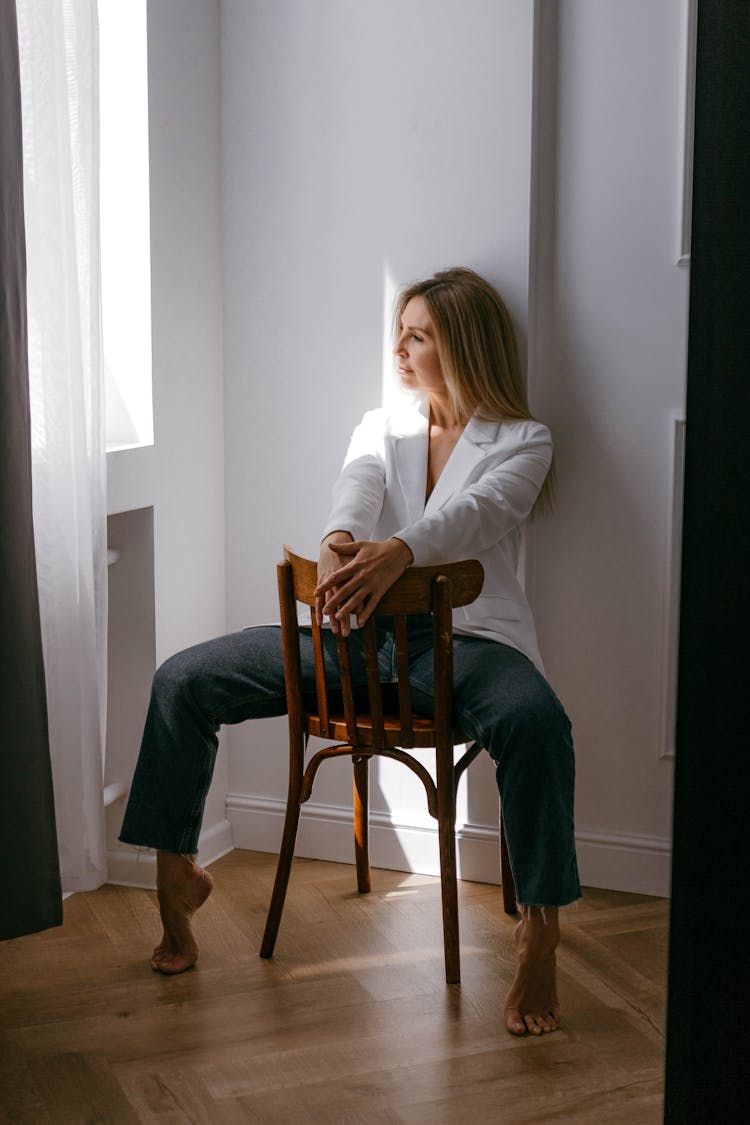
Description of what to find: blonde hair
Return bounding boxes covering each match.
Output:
[395,266,555,516]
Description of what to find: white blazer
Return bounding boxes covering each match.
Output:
[321,397,552,673]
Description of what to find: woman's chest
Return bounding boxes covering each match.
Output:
[426,427,462,501]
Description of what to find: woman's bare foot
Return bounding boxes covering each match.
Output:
[150,851,214,974]
[504,906,561,1036]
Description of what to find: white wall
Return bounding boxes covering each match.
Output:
[222,0,688,897]
[221,0,536,880]
[105,0,229,886]
[106,0,688,896]
[525,0,689,895]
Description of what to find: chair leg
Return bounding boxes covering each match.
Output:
[437,816,460,984]
[436,752,460,984]
[499,811,518,915]
[260,734,305,959]
[353,754,371,893]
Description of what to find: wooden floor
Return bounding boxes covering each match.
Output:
[0,850,668,1124]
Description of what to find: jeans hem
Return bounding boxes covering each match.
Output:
[515,892,583,910]
[118,830,200,855]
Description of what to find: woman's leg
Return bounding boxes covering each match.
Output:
[120,626,292,855]
[120,623,370,973]
[120,626,298,973]
[409,635,580,1034]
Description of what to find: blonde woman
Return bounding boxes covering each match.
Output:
[120,267,580,1037]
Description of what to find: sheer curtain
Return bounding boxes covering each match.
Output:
[17,0,107,893]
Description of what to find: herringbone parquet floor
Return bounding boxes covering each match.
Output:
[0,850,668,1123]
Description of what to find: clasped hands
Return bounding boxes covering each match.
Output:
[315,532,413,636]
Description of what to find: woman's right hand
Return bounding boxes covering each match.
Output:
[316,531,354,633]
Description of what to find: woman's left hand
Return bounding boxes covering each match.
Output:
[314,538,413,634]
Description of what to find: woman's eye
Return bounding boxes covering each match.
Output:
[411,333,423,342]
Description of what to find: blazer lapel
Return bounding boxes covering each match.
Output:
[423,415,500,517]
[392,398,429,524]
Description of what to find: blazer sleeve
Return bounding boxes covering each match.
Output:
[320,408,387,542]
[394,424,552,566]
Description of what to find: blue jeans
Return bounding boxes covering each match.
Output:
[119,618,581,907]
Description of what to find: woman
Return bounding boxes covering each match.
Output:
[120,266,580,1037]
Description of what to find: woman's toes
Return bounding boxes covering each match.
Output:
[506,1008,562,1035]
[151,951,195,975]
[150,944,174,970]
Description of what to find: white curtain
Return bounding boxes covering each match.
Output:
[17,0,107,893]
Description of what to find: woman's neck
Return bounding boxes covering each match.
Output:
[427,392,462,431]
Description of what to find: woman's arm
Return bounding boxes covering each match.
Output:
[319,409,388,544]
[316,410,389,633]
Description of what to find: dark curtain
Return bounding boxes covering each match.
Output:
[664,1,750,1122]
[0,0,63,940]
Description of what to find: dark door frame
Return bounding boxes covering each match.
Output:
[664,3,750,1121]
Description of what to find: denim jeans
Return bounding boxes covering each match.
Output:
[119,618,581,907]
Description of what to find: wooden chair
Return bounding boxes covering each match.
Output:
[260,546,518,984]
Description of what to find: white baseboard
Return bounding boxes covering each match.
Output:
[226,793,672,898]
[574,828,672,898]
[105,796,672,898]
[106,817,234,889]
[227,792,504,885]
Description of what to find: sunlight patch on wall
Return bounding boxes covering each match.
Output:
[382,262,412,413]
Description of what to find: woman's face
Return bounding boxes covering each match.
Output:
[394,296,447,396]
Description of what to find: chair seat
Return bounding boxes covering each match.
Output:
[305,711,469,749]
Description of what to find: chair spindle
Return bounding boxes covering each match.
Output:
[394,614,414,747]
[310,613,330,738]
[362,618,385,747]
[336,632,359,744]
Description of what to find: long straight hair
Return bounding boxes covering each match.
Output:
[395,266,555,516]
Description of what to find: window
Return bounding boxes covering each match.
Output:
[99,0,153,450]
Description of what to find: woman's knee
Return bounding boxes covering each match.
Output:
[149,629,288,726]
[151,644,212,708]
[517,689,571,741]
[474,685,572,769]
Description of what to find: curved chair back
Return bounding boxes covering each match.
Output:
[278,546,484,751]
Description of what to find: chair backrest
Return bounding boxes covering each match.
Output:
[277,546,484,750]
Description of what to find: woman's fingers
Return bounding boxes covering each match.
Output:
[316,533,359,629]
[354,593,377,628]
[316,539,412,630]
[315,593,330,628]
[328,540,359,555]
[322,570,364,612]
[329,588,369,622]
[315,554,362,598]
[328,574,388,626]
